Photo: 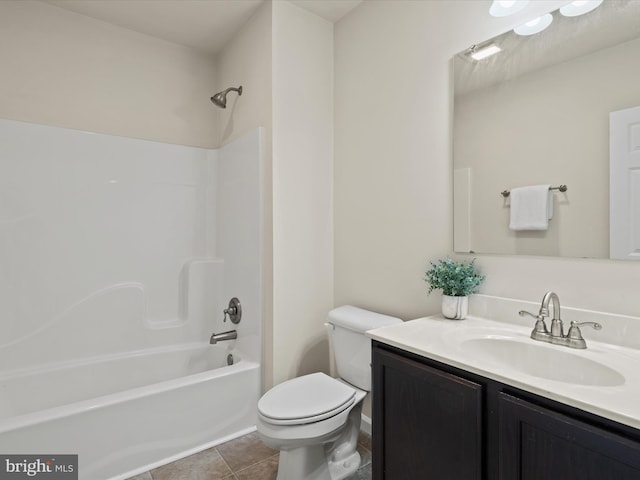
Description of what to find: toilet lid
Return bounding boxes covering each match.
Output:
[258,372,356,426]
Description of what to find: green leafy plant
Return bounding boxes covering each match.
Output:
[424,258,484,297]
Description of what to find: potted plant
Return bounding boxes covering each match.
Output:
[424,258,484,319]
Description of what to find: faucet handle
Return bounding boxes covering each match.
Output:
[519,310,541,320]
[222,297,242,324]
[565,321,602,349]
[567,321,602,340]
[519,310,547,329]
[520,310,550,340]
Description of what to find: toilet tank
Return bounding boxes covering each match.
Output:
[327,306,402,391]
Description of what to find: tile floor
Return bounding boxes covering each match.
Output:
[127,430,372,480]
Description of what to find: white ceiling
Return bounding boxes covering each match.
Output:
[287,0,362,23]
[42,0,363,56]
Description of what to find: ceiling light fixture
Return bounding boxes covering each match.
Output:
[468,43,502,61]
[489,0,529,17]
[514,13,553,36]
[559,0,603,17]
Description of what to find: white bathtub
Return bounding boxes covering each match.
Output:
[0,343,261,480]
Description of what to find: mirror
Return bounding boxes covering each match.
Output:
[453,0,640,259]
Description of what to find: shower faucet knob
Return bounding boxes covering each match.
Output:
[223,297,242,324]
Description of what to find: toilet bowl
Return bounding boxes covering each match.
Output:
[256,306,402,480]
[257,372,367,480]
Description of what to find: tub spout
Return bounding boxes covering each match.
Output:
[210,330,237,344]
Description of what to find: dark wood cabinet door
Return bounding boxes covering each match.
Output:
[373,346,483,480]
[499,392,640,480]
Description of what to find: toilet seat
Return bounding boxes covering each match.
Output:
[258,373,356,426]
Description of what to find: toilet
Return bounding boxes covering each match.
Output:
[256,305,402,480]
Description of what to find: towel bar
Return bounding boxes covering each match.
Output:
[501,184,567,198]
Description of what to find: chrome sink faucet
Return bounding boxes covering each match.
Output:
[519,291,601,349]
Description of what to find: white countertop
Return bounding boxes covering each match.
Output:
[367,314,640,430]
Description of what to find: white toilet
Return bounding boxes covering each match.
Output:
[256,305,401,480]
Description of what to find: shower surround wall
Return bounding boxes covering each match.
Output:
[0,119,263,479]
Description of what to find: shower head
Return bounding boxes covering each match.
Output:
[210,86,243,108]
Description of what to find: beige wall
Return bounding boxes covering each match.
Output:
[0,0,218,148]
[217,0,335,390]
[216,0,275,390]
[272,1,334,387]
[334,0,640,325]
[218,0,334,390]
[455,36,640,258]
[217,1,272,148]
[335,0,459,321]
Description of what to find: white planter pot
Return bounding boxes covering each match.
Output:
[442,295,468,320]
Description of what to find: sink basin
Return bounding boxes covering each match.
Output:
[461,337,625,387]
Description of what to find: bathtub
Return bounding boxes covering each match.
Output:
[0,342,261,480]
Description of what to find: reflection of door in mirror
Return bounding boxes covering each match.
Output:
[610,106,640,260]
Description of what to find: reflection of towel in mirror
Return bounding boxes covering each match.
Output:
[509,185,553,230]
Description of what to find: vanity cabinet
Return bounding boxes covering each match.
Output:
[372,345,483,480]
[372,341,640,480]
[499,393,640,480]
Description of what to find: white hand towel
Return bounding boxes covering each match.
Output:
[509,185,553,231]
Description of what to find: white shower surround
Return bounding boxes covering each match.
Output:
[0,120,263,479]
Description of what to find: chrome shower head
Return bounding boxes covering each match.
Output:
[210,86,243,108]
